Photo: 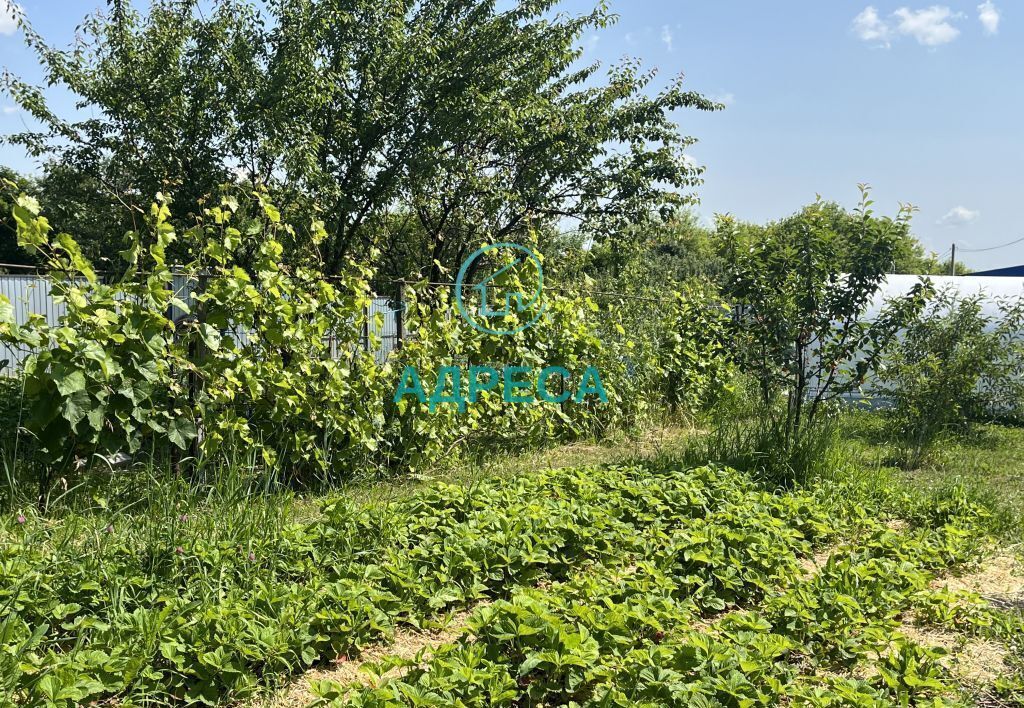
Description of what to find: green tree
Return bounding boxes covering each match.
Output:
[5,0,718,281]
[5,0,263,261]
[717,186,932,448]
[777,201,952,275]
[30,162,142,269]
[581,210,721,287]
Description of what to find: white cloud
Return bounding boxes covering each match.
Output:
[711,91,735,107]
[853,6,893,46]
[660,24,673,52]
[894,6,961,46]
[1,0,21,35]
[855,5,968,47]
[938,206,980,227]
[978,1,1000,34]
[2,105,18,114]
[624,32,635,45]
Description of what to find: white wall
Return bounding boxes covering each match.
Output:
[865,274,1024,323]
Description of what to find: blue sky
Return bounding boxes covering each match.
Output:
[1,1,1022,270]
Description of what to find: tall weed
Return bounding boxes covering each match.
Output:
[685,377,852,486]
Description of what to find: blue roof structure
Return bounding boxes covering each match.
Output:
[965,265,1024,277]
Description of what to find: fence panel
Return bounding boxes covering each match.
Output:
[0,275,67,373]
[0,273,401,374]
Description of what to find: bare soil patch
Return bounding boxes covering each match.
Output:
[932,554,1024,609]
[257,606,482,708]
[899,623,1008,686]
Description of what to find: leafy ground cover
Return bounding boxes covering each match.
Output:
[304,477,1024,707]
[4,437,1023,707]
[1,457,809,705]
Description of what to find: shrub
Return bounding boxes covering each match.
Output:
[0,191,385,491]
[2,195,193,503]
[1,188,737,501]
[659,280,734,415]
[715,186,930,453]
[877,288,1024,468]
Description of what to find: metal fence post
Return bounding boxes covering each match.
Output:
[395,281,405,350]
[362,304,370,353]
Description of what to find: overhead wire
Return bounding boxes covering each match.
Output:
[955,235,1024,254]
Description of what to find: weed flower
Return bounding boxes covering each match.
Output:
[16,513,26,525]
[175,546,184,555]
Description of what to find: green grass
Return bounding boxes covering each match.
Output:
[330,423,694,509]
[839,411,1024,540]
[674,389,1024,541]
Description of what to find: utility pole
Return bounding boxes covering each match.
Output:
[950,243,956,276]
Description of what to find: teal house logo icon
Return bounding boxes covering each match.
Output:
[455,243,546,336]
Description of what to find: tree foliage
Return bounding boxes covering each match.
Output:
[577,210,720,287]
[776,201,951,276]
[4,0,718,282]
[0,167,38,269]
[716,186,932,445]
